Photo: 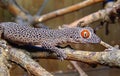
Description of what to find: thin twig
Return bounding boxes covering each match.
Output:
[70,61,88,76]
[36,0,49,16]
[34,0,104,22]
[13,0,29,14]
[100,41,113,48]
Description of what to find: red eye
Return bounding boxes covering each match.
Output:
[81,29,90,38]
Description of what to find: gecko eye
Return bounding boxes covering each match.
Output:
[81,29,90,38]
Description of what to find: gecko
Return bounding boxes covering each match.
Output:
[0,22,101,60]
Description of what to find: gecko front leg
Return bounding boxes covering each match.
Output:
[41,41,67,60]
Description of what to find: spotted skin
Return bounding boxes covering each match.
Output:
[0,22,101,60]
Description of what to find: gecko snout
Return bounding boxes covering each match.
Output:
[88,35,101,43]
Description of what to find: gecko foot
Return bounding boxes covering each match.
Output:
[55,49,67,60]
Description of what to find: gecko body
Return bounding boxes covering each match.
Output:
[0,22,101,60]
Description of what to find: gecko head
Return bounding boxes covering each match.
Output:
[75,27,101,43]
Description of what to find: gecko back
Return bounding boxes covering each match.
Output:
[0,22,101,44]
[0,22,46,45]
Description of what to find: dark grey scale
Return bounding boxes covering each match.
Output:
[36,29,47,38]
[47,31,53,37]
[41,29,50,37]
[70,28,79,42]
[61,29,72,42]
[49,30,61,39]
[48,31,56,38]
[4,30,14,39]
[35,31,42,38]
[28,30,41,43]
[31,31,40,40]
[63,28,76,39]
[35,33,42,39]
[55,29,66,38]
[46,32,54,38]
[56,29,65,38]
[54,31,59,37]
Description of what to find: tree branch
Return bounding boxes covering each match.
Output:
[34,0,104,23]
[69,1,120,27]
[1,39,119,76]
[6,47,53,76]
[0,42,53,76]
[0,0,30,20]
[100,41,113,48]
[0,48,10,76]
[31,47,120,67]
[0,0,104,25]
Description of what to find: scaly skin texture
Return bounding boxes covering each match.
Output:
[0,22,101,60]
